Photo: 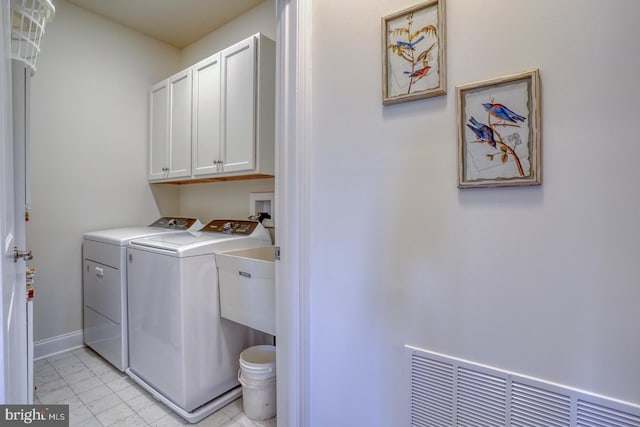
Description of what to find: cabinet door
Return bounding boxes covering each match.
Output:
[149,81,169,180]
[168,70,192,179]
[192,53,222,176]
[220,36,256,173]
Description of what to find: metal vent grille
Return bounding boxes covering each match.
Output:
[410,354,454,427]
[457,367,506,426]
[511,382,571,427]
[406,346,640,427]
[577,399,640,427]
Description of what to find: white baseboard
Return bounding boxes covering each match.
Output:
[34,330,84,360]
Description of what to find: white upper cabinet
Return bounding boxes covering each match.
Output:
[192,53,222,176]
[217,36,256,174]
[149,81,169,181]
[149,33,275,183]
[168,70,192,179]
[148,69,192,181]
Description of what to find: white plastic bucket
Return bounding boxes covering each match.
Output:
[238,345,276,420]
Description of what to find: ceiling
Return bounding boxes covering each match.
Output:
[64,0,266,48]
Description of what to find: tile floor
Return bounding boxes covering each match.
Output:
[34,346,276,427]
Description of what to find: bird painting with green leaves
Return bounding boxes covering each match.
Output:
[384,0,444,103]
[388,17,437,95]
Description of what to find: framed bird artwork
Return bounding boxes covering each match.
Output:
[382,0,446,105]
[457,69,541,188]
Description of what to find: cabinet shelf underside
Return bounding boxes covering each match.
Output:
[151,173,274,185]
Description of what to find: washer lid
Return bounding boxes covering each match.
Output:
[129,232,269,257]
[130,232,241,252]
[83,217,202,245]
[83,226,181,246]
[128,220,271,257]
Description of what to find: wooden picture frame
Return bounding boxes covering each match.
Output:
[457,70,541,188]
[382,0,446,105]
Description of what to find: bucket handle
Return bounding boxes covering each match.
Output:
[238,368,276,388]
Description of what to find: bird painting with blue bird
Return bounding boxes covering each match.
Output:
[482,100,527,124]
[465,98,527,176]
[394,34,424,52]
[466,117,496,148]
[458,72,540,185]
[386,11,440,97]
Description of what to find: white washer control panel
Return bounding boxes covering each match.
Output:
[200,219,260,235]
[149,217,199,230]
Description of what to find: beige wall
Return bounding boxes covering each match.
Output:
[176,179,275,223]
[181,0,276,67]
[305,0,640,425]
[28,0,181,342]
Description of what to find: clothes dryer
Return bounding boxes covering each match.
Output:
[125,220,272,423]
[82,217,202,371]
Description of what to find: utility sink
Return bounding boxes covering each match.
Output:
[216,246,275,336]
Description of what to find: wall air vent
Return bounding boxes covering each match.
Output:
[577,400,640,427]
[511,382,571,426]
[406,345,640,427]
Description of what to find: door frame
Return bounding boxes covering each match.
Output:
[275,0,312,425]
[1,2,32,403]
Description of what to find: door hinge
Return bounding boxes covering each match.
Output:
[13,247,33,263]
[275,246,280,261]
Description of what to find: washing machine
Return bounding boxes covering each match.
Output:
[125,219,272,423]
[82,217,202,371]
